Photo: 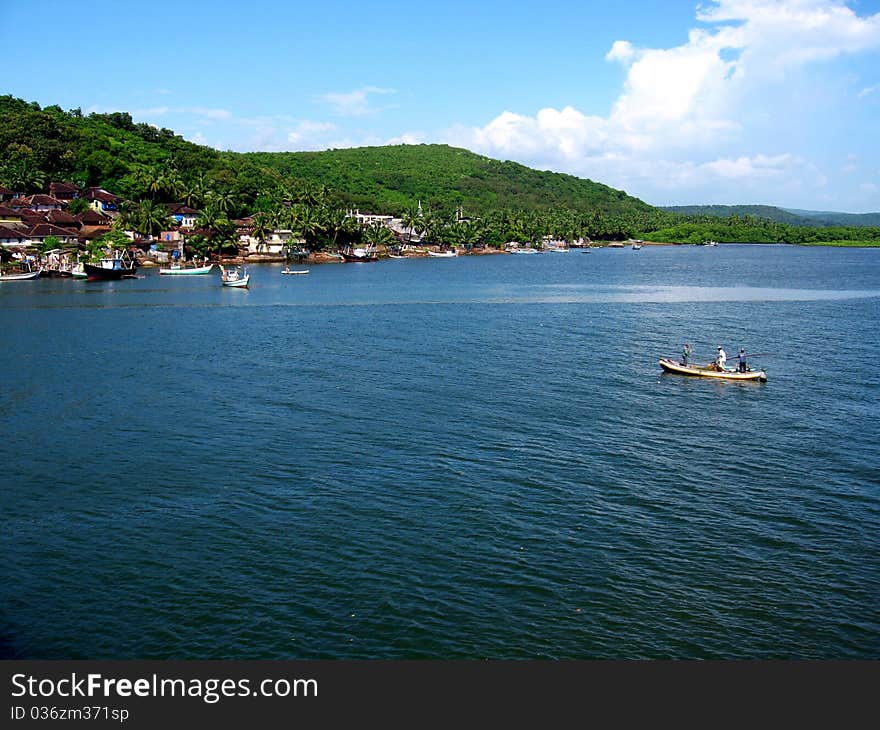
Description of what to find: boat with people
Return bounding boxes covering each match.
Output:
[221,265,250,287]
[83,250,138,280]
[281,267,309,275]
[159,261,215,275]
[658,358,767,382]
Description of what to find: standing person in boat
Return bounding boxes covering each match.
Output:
[738,348,748,372]
[715,345,727,371]
[682,343,692,366]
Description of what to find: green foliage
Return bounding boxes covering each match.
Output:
[39,235,60,253]
[2,95,879,249]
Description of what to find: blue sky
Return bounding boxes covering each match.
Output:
[3,0,880,211]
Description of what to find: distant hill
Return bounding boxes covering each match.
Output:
[243,144,657,217]
[781,208,880,227]
[0,95,655,218]
[661,204,880,227]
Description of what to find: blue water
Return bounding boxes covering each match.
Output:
[1,244,879,659]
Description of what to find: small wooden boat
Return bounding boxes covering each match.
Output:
[281,268,309,275]
[159,263,215,275]
[0,267,42,281]
[221,266,250,287]
[659,358,767,382]
[428,250,458,258]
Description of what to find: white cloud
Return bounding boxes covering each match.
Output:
[858,84,878,98]
[320,86,397,116]
[443,0,880,205]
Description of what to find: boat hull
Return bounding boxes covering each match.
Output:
[281,270,309,275]
[159,264,215,275]
[659,358,767,382]
[428,251,458,257]
[222,275,250,287]
[0,268,42,281]
[84,263,136,280]
[342,253,378,262]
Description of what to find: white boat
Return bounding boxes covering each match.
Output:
[0,267,42,281]
[388,255,407,259]
[428,250,458,258]
[281,268,309,275]
[632,243,642,250]
[703,240,718,246]
[221,266,250,287]
[509,248,538,254]
[159,263,215,275]
[70,262,88,278]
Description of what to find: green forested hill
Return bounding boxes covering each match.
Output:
[662,204,880,227]
[243,145,655,217]
[2,95,878,246]
[0,95,654,219]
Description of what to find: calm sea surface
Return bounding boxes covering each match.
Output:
[1,244,878,659]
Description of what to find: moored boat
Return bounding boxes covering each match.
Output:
[84,251,138,280]
[159,263,215,275]
[341,246,379,262]
[428,249,458,258]
[659,358,767,382]
[0,267,42,281]
[221,265,250,287]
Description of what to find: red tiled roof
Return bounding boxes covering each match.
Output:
[0,206,23,218]
[82,187,121,203]
[0,225,29,240]
[7,197,30,208]
[26,194,65,207]
[165,203,200,215]
[47,210,80,226]
[0,186,17,195]
[76,210,110,224]
[20,210,46,222]
[49,182,81,196]
[28,223,79,238]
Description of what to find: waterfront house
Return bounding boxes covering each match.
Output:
[238,226,303,257]
[81,187,121,215]
[165,203,199,229]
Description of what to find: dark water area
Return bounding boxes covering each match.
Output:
[2,244,878,659]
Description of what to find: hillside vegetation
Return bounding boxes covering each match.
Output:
[1,95,878,246]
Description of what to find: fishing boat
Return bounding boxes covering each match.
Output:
[281,267,309,275]
[341,246,378,262]
[658,358,767,382]
[0,266,42,281]
[159,262,215,275]
[70,262,88,278]
[428,249,458,258]
[509,247,538,254]
[83,251,138,280]
[703,240,718,246]
[221,265,250,287]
